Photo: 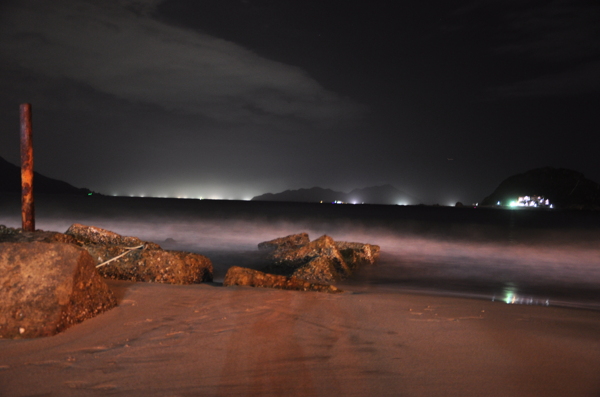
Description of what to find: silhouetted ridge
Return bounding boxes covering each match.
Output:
[252,187,345,203]
[252,184,418,205]
[0,156,93,195]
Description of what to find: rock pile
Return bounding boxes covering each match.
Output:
[262,235,352,284]
[225,233,380,292]
[0,224,214,284]
[260,233,380,284]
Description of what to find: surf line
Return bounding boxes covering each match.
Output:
[96,244,145,268]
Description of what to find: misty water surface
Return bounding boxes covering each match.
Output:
[1,194,599,310]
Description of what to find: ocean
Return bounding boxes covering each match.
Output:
[2,193,599,310]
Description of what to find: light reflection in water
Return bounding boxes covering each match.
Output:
[492,284,550,306]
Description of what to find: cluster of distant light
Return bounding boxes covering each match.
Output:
[497,196,553,209]
[103,194,465,207]
[109,193,253,201]
[319,200,413,206]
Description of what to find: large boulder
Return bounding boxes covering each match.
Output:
[224,266,342,293]
[257,232,310,253]
[95,248,213,284]
[262,235,352,284]
[66,224,213,284]
[0,242,117,338]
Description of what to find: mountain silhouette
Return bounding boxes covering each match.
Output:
[481,167,600,209]
[0,156,93,195]
[252,184,418,205]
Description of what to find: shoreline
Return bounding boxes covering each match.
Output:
[1,281,599,396]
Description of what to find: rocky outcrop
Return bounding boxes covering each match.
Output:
[223,266,342,293]
[1,224,213,284]
[258,233,380,284]
[0,242,117,338]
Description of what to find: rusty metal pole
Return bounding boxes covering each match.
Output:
[20,103,35,232]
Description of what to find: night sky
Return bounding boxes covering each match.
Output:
[1,0,599,204]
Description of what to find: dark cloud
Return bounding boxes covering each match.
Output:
[0,0,364,124]
[0,0,368,200]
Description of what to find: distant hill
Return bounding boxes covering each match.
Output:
[252,184,418,205]
[481,167,600,210]
[0,156,93,195]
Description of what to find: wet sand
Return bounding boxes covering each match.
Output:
[1,280,599,397]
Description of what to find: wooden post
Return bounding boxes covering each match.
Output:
[20,103,35,232]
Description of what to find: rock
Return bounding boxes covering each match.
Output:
[65,223,161,250]
[96,248,213,284]
[223,266,342,293]
[335,241,381,270]
[263,235,351,283]
[66,224,212,284]
[287,256,342,283]
[0,242,117,338]
[257,232,310,252]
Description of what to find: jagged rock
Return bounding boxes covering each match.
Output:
[0,242,117,338]
[335,241,380,270]
[65,223,161,250]
[263,235,351,284]
[223,266,342,293]
[287,256,342,283]
[257,232,310,252]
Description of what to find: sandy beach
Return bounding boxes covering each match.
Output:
[2,196,600,396]
[1,280,599,397]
